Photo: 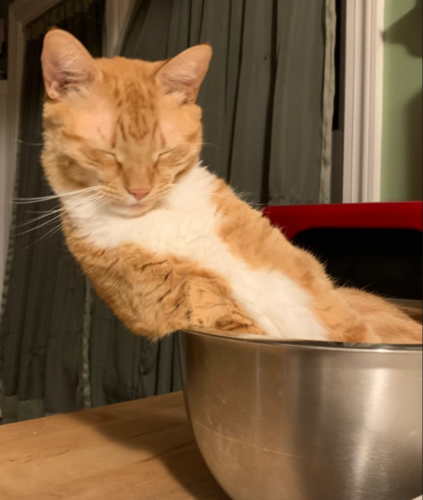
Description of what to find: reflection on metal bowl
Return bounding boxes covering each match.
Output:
[179,329,423,500]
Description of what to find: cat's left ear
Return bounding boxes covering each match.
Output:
[41,29,98,100]
[156,45,213,104]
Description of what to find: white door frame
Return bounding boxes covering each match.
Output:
[2,0,135,295]
[343,0,385,203]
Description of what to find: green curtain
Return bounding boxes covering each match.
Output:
[0,0,106,424]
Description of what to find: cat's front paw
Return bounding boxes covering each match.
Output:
[187,276,263,334]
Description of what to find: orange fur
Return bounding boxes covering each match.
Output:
[62,223,263,339]
[212,181,422,343]
[41,31,422,344]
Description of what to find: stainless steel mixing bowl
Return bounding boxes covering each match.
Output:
[179,330,423,500]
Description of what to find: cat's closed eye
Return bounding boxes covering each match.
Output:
[98,150,123,167]
[159,147,178,158]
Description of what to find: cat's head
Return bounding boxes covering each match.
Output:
[41,29,212,217]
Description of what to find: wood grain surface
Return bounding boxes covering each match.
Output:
[0,393,229,500]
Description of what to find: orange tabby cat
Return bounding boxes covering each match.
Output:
[40,30,421,344]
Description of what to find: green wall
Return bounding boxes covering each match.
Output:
[381,0,422,201]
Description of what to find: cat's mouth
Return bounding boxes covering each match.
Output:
[109,200,156,218]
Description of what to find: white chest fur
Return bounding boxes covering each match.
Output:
[64,166,327,340]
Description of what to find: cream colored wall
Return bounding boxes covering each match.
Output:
[381,0,422,201]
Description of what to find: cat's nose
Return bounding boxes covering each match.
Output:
[127,187,151,201]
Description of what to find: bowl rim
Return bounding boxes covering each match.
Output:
[182,329,423,354]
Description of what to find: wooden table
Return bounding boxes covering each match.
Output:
[0,393,229,499]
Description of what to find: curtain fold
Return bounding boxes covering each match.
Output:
[0,0,105,424]
[26,0,103,41]
[269,0,330,205]
[320,0,337,204]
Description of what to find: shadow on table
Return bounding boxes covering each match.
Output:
[70,393,229,499]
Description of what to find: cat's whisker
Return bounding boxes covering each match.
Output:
[16,139,44,147]
[16,211,68,236]
[18,193,101,228]
[13,186,100,205]
[65,192,104,206]
[17,194,104,235]
[17,207,63,228]
[28,209,61,214]
[14,191,90,203]
[63,194,109,221]
[93,200,109,213]
[60,192,104,211]
[64,194,105,214]
[23,221,65,250]
[147,188,174,202]
[7,135,44,147]
[190,142,217,150]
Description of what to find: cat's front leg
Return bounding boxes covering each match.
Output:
[68,233,262,338]
[100,259,194,339]
[186,275,264,335]
[126,267,264,338]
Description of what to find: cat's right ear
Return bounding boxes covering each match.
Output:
[41,29,98,100]
[156,45,213,104]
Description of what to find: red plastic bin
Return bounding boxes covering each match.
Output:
[263,202,423,302]
[264,202,423,240]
